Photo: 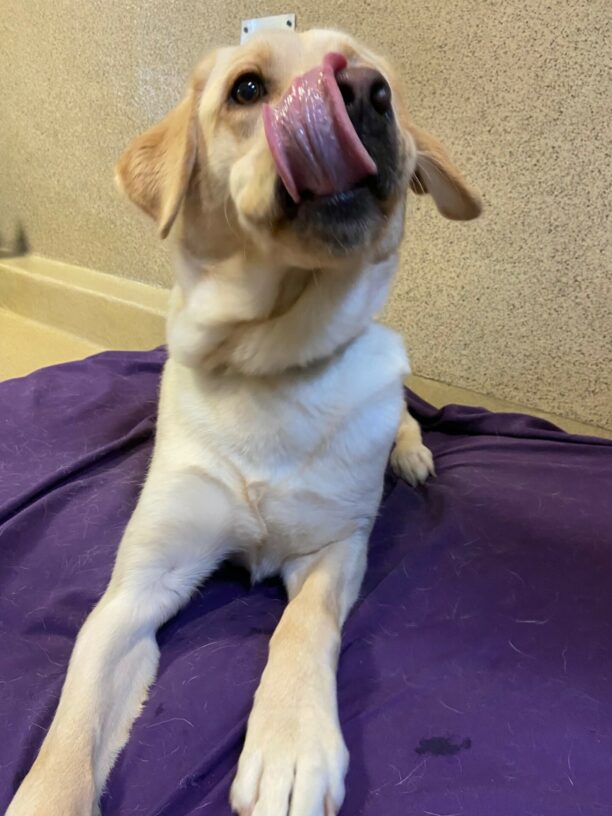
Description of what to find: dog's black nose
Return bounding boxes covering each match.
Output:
[336,67,393,117]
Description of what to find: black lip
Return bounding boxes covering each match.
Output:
[274,113,402,253]
[276,180,382,253]
[278,175,384,220]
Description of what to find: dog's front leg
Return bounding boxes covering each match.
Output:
[7,466,249,816]
[231,534,367,816]
[390,405,435,486]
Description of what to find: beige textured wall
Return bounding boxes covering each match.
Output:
[1,1,610,427]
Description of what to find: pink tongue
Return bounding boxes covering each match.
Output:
[263,52,377,203]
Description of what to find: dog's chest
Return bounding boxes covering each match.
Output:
[161,324,408,575]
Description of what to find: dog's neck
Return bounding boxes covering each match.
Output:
[166,245,398,377]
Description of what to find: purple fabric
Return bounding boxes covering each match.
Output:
[1,348,611,816]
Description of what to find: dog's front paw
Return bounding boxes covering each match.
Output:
[231,677,348,816]
[390,438,435,486]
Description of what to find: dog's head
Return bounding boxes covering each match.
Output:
[117,29,480,269]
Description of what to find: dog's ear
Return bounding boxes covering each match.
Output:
[408,124,482,221]
[115,58,213,239]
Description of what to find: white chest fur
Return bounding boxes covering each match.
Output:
[155,323,409,577]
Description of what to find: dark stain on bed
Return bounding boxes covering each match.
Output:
[415,736,472,756]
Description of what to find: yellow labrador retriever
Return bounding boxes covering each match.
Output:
[8,27,479,816]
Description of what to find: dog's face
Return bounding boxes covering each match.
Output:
[117,29,480,269]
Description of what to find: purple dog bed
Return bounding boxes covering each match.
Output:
[1,349,611,816]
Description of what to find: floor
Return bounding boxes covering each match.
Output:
[1,308,610,439]
[0,309,100,379]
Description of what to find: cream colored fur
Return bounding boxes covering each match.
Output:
[7,28,479,816]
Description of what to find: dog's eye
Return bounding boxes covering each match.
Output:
[230,73,266,105]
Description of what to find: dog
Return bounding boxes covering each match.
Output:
[7,27,480,816]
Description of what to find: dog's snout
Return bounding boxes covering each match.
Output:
[336,67,392,117]
[271,53,402,247]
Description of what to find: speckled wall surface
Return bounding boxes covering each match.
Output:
[1,2,610,427]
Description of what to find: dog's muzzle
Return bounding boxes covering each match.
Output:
[263,52,395,204]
